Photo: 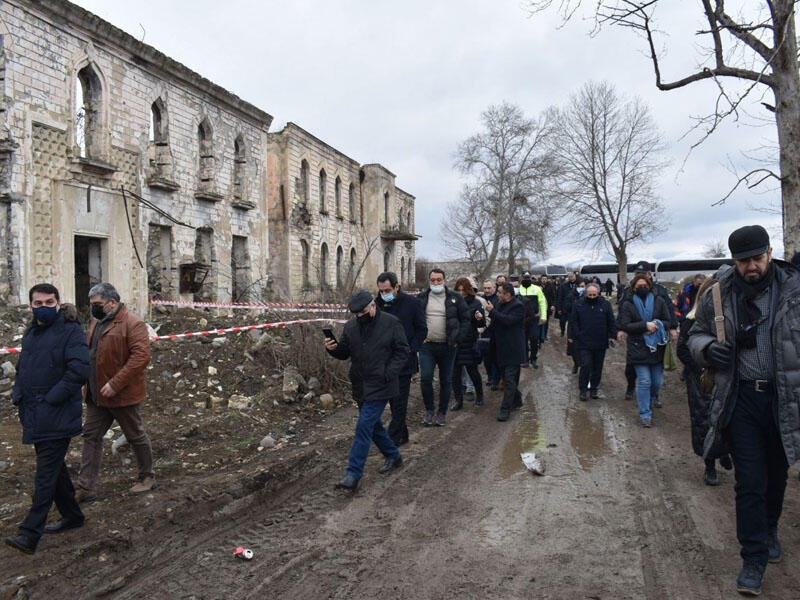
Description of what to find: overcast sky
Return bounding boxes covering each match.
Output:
[72,0,784,266]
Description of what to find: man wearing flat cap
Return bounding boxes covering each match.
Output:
[688,224,800,595]
[325,289,409,491]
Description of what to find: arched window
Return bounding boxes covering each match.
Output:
[335,176,342,217]
[76,64,103,158]
[384,249,391,272]
[301,239,310,287]
[198,118,215,189]
[233,135,247,204]
[348,183,356,223]
[336,245,344,288]
[320,242,329,287]
[384,192,390,226]
[400,257,405,283]
[319,169,327,213]
[300,160,310,205]
[350,247,357,283]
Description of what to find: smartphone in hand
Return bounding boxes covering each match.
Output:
[322,328,337,344]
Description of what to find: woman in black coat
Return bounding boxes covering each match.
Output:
[451,277,485,410]
[618,274,674,428]
[676,276,732,485]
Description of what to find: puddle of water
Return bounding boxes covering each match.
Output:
[566,404,610,469]
[498,392,546,479]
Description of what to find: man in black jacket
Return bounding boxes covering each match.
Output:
[5,284,89,555]
[416,269,470,426]
[376,272,427,446]
[486,283,527,422]
[568,282,617,401]
[326,290,409,491]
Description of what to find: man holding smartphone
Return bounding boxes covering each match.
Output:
[325,289,409,491]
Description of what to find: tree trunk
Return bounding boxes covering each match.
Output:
[772,4,800,259]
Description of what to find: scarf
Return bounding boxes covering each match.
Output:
[732,262,774,349]
[633,292,667,352]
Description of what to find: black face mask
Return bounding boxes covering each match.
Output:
[635,287,650,300]
[521,280,532,287]
[91,304,107,320]
[586,296,598,304]
[356,313,373,325]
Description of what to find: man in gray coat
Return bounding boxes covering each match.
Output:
[688,225,800,596]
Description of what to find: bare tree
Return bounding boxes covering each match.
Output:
[445,102,556,280]
[702,238,727,258]
[549,81,668,283]
[526,0,800,257]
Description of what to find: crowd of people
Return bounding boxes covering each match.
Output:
[326,223,800,597]
[6,224,799,597]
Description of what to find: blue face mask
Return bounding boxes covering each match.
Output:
[380,292,395,303]
[32,305,58,325]
[577,287,585,296]
[430,284,445,294]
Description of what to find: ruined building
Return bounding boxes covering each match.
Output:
[0,0,416,313]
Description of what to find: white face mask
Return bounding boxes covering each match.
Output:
[430,284,445,294]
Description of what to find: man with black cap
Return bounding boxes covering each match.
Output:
[688,225,800,595]
[617,261,678,402]
[325,289,409,491]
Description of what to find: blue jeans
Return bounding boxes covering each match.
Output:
[539,318,549,342]
[419,342,456,415]
[727,387,788,565]
[633,363,663,420]
[346,397,399,480]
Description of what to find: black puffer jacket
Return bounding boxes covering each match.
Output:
[327,311,409,403]
[12,312,90,444]
[417,287,470,346]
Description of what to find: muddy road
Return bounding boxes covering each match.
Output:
[2,334,799,599]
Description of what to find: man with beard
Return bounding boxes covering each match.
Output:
[326,290,409,491]
[688,225,800,596]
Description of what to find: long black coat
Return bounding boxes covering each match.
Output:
[12,311,90,444]
[488,296,526,367]
[618,293,673,365]
[327,311,409,403]
[455,295,485,366]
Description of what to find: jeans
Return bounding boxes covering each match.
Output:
[419,342,456,415]
[633,363,663,420]
[579,348,606,392]
[79,400,154,491]
[480,338,499,385]
[499,364,522,411]
[463,366,475,393]
[20,438,84,541]
[387,374,412,445]
[727,387,788,565]
[346,397,399,480]
[539,318,549,342]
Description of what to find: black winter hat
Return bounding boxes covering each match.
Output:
[348,289,374,313]
[633,261,652,273]
[728,225,770,260]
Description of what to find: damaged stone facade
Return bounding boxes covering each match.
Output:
[267,123,416,300]
[1,0,272,313]
[3,0,416,311]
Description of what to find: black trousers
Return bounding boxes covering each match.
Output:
[20,438,84,541]
[579,348,606,392]
[387,374,412,445]
[727,387,788,565]
[500,364,522,411]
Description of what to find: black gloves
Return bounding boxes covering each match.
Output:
[706,341,733,371]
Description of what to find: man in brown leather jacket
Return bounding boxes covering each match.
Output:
[75,282,154,501]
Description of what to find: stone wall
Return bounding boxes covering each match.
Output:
[2,0,272,312]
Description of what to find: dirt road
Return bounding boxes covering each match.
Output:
[2,334,799,599]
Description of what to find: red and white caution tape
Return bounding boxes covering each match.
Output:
[0,318,348,353]
[150,299,348,312]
